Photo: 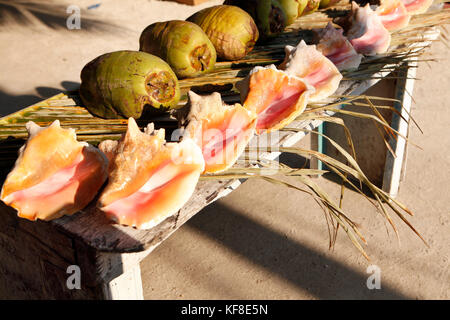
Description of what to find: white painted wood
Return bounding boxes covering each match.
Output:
[382,61,416,197]
[97,250,152,283]
[382,29,440,197]
[103,265,144,300]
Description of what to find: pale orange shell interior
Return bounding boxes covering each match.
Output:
[281,42,343,102]
[376,0,411,31]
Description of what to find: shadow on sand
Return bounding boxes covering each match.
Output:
[186,199,409,299]
[0,81,80,117]
[0,0,124,32]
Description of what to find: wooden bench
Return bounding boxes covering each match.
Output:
[0,10,440,299]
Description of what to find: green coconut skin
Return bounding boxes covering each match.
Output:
[279,0,300,25]
[319,0,340,9]
[80,51,181,119]
[139,20,217,79]
[301,0,321,15]
[224,0,287,39]
[257,0,287,37]
[187,5,259,61]
[297,0,308,16]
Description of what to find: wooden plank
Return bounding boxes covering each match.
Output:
[0,202,105,299]
[320,78,396,186]
[0,200,150,299]
[382,60,417,197]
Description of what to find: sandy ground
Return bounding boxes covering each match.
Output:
[0,0,224,116]
[0,0,449,299]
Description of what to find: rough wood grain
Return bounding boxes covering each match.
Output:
[51,179,237,253]
[0,202,106,299]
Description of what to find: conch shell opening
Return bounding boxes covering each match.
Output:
[335,2,391,56]
[376,0,411,31]
[401,0,433,15]
[314,22,363,71]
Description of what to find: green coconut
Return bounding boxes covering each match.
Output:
[301,0,321,15]
[139,20,216,79]
[79,50,180,119]
[187,5,259,61]
[319,0,340,9]
[224,0,287,38]
[279,0,300,25]
[297,0,308,16]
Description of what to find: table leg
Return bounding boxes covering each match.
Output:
[102,265,143,300]
[0,202,150,299]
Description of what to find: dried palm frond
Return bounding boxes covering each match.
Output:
[200,88,430,259]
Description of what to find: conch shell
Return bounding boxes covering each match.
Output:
[335,2,391,56]
[314,22,362,71]
[237,64,314,133]
[401,0,433,15]
[179,91,257,173]
[98,118,204,229]
[1,120,108,221]
[279,40,343,102]
[376,0,411,31]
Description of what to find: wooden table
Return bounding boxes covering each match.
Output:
[0,8,443,299]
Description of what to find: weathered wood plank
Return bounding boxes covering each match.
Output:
[51,179,236,253]
[102,265,143,300]
[0,203,105,299]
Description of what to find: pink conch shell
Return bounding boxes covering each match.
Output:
[336,2,391,55]
[279,41,343,102]
[180,91,257,173]
[376,0,411,31]
[98,118,204,229]
[1,120,108,221]
[401,0,433,15]
[315,22,363,71]
[237,64,314,133]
